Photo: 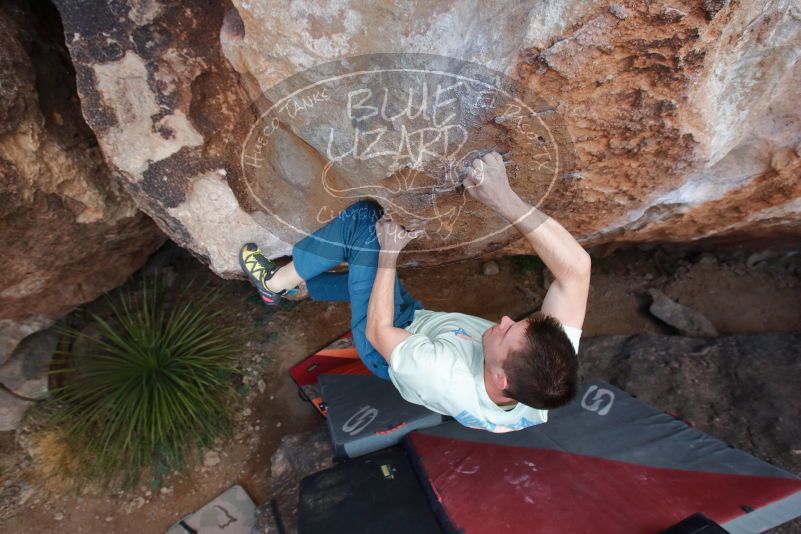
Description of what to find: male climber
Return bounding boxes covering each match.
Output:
[239,151,590,432]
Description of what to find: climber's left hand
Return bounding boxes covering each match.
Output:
[375,214,423,254]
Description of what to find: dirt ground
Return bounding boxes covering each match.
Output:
[1,242,800,533]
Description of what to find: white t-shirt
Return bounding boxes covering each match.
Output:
[388,309,581,433]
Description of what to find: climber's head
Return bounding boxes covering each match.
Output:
[482,313,578,409]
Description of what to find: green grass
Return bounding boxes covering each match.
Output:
[47,278,240,488]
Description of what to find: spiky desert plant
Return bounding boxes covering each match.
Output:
[49,278,240,487]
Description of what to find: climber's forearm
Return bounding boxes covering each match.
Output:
[367,252,397,332]
[497,195,590,285]
[366,251,412,363]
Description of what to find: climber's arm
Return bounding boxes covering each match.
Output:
[462,152,591,329]
[366,216,422,362]
[507,203,590,329]
[366,250,413,363]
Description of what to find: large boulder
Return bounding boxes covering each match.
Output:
[53,0,801,277]
[0,3,165,364]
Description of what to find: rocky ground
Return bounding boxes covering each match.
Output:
[0,241,800,533]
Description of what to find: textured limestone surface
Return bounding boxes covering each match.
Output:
[0,4,165,364]
[54,0,801,277]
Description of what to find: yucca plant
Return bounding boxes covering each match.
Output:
[48,277,240,487]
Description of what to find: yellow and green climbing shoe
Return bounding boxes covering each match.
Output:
[239,243,283,306]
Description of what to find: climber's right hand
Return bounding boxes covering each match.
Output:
[460,151,519,214]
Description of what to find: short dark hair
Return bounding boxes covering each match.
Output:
[502,314,579,409]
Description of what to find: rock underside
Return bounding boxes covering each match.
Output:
[47,0,801,277]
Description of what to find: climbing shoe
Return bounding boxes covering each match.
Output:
[239,243,283,306]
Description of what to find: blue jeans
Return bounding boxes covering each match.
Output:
[292,200,423,380]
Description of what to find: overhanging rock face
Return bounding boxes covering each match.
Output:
[54,0,801,277]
